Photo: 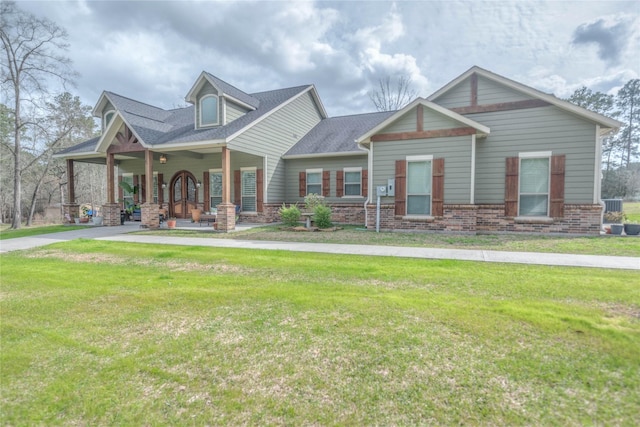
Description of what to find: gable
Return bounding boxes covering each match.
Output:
[380,104,465,135]
[429,67,621,131]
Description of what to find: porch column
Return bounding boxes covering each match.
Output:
[141,149,159,229]
[217,146,236,232]
[102,152,121,226]
[63,159,79,222]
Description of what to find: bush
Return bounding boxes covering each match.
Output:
[304,193,325,211]
[604,211,626,223]
[279,203,301,227]
[314,205,332,228]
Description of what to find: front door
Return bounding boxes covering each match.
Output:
[169,170,198,218]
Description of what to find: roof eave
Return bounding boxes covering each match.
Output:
[282,151,366,160]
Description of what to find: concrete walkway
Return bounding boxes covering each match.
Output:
[1,225,638,270]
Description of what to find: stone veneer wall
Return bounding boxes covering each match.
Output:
[476,204,603,235]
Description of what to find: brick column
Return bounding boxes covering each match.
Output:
[102,203,121,226]
[141,202,160,229]
[63,204,80,222]
[216,203,236,232]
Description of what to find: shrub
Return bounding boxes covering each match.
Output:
[314,204,332,228]
[604,211,626,223]
[304,193,326,211]
[279,203,301,227]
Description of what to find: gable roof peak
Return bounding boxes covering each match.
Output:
[428,66,622,130]
[185,71,260,110]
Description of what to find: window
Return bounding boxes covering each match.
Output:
[519,154,550,216]
[344,168,361,196]
[406,157,432,215]
[103,110,115,130]
[153,172,158,204]
[306,169,322,195]
[209,169,222,209]
[241,168,256,212]
[122,173,134,207]
[200,95,218,127]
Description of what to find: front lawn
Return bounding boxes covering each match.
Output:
[139,224,640,257]
[2,240,638,425]
[0,224,85,240]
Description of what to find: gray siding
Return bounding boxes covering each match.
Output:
[432,81,469,109]
[477,76,532,104]
[381,106,462,134]
[229,91,323,203]
[372,136,473,204]
[433,75,534,108]
[284,156,368,203]
[472,106,597,203]
[225,100,248,124]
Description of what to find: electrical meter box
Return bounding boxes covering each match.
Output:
[376,185,387,196]
[387,178,395,197]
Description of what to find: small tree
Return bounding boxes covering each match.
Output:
[1,1,78,228]
[369,75,418,112]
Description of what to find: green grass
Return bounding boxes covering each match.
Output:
[0,224,85,240]
[2,240,639,425]
[625,202,640,223]
[139,224,640,257]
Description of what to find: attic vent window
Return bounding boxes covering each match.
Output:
[104,110,115,129]
[200,95,219,127]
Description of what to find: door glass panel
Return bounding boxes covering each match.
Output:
[174,177,182,201]
[187,176,197,202]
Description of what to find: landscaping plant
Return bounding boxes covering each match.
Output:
[278,203,301,227]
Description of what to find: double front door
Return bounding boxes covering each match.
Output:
[170,171,198,218]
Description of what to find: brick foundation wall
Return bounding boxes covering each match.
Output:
[476,204,602,235]
[238,202,602,235]
[367,204,478,232]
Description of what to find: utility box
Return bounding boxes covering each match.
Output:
[387,179,395,197]
[376,185,387,196]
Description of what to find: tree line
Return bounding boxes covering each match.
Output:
[1,1,102,229]
[565,81,640,199]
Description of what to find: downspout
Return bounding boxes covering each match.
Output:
[360,140,373,229]
[595,125,605,230]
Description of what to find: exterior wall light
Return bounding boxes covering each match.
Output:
[159,154,167,164]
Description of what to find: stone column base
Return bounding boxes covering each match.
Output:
[141,203,160,229]
[102,203,121,226]
[63,204,80,223]
[216,203,236,232]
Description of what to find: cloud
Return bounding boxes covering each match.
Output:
[572,15,634,66]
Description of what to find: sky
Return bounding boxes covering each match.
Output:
[14,0,640,117]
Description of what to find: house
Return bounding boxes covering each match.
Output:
[55,66,621,234]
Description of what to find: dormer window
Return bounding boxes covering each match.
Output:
[200,95,219,127]
[103,110,115,130]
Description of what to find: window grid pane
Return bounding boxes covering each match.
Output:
[519,158,549,216]
[406,160,432,215]
[201,96,218,126]
[307,172,321,195]
[344,171,361,196]
[241,170,256,212]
